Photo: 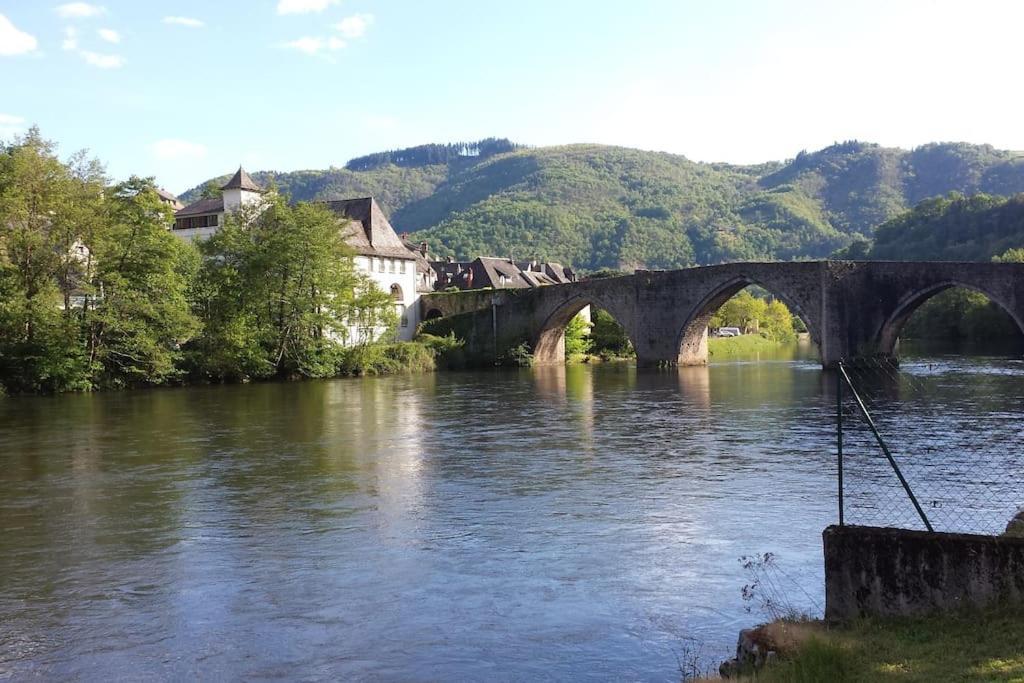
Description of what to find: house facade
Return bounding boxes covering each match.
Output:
[322,198,426,342]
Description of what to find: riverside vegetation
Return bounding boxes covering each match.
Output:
[0,129,446,395]
[707,609,1024,682]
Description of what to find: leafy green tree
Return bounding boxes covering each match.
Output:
[188,196,396,381]
[589,308,633,357]
[83,178,200,387]
[563,312,592,358]
[709,289,797,342]
[0,128,100,392]
[993,247,1024,263]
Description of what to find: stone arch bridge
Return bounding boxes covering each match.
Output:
[419,261,1024,368]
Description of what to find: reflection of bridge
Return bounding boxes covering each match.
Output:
[420,261,1024,368]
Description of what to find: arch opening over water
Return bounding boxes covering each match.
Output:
[676,278,820,365]
[532,296,635,365]
[877,283,1024,357]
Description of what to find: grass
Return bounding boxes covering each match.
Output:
[720,608,1024,682]
[707,334,784,360]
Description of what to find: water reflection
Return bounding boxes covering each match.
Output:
[0,344,1020,681]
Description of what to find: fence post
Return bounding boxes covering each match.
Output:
[837,362,844,526]
[837,363,934,532]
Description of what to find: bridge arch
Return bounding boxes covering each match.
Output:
[876,280,1024,356]
[532,294,636,364]
[675,276,821,365]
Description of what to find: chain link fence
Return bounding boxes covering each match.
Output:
[837,356,1024,536]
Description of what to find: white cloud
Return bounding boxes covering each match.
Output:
[54,3,106,19]
[79,50,122,68]
[162,16,204,28]
[334,13,373,39]
[276,0,339,15]
[0,14,38,56]
[97,27,119,43]
[281,35,346,55]
[62,26,77,50]
[151,139,207,161]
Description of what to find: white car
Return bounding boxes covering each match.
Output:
[717,327,741,337]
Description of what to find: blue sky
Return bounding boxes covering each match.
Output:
[2,0,1023,193]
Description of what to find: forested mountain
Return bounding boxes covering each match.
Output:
[861,193,1024,261]
[179,140,1024,271]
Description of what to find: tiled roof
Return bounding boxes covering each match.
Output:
[221,167,264,192]
[175,197,224,217]
[323,197,416,260]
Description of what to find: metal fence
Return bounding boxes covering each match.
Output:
[836,357,1024,536]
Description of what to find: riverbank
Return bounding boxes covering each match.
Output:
[707,334,787,360]
[715,608,1024,681]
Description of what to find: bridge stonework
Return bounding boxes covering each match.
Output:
[419,261,1024,368]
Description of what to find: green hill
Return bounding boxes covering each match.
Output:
[867,192,1024,261]
[179,139,1024,271]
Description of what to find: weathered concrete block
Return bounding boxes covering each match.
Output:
[823,524,1024,620]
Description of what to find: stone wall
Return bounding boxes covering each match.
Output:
[823,525,1024,620]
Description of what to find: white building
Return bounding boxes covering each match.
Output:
[172,167,266,243]
[323,197,427,342]
[168,168,432,343]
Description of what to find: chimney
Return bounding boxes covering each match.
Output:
[447,255,454,263]
[419,241,428,257]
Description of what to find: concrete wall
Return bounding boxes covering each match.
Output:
[823,525,1024,620]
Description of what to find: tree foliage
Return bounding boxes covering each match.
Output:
[0,129,411,394]
[0,129,199,392]
[709,290,797,343]
[186,197,396,381]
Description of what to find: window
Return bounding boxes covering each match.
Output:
[378,258,385,273]
[390,283,403,301]
[400,260,406,274]
[388,259,396,274]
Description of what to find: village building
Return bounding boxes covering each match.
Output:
[155,187,184,212]
[432,257,575,290]
[171,167,266,243]
[322,197,427,341]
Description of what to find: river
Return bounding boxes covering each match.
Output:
[1,342,1022,681]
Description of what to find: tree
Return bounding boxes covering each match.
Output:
[0,128,102,392]
[84,177,200,387]
[564,312,592,358]
[993,247,1024,263]
[589,308,633,357]
[188,196,396,381]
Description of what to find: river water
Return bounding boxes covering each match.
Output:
[1,343,1022,681]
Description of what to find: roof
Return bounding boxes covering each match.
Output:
[430,257,576,290]
[174,196,224,217]
[323,197,417,260]
[155,187,184,209]
[221,167,264,193]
